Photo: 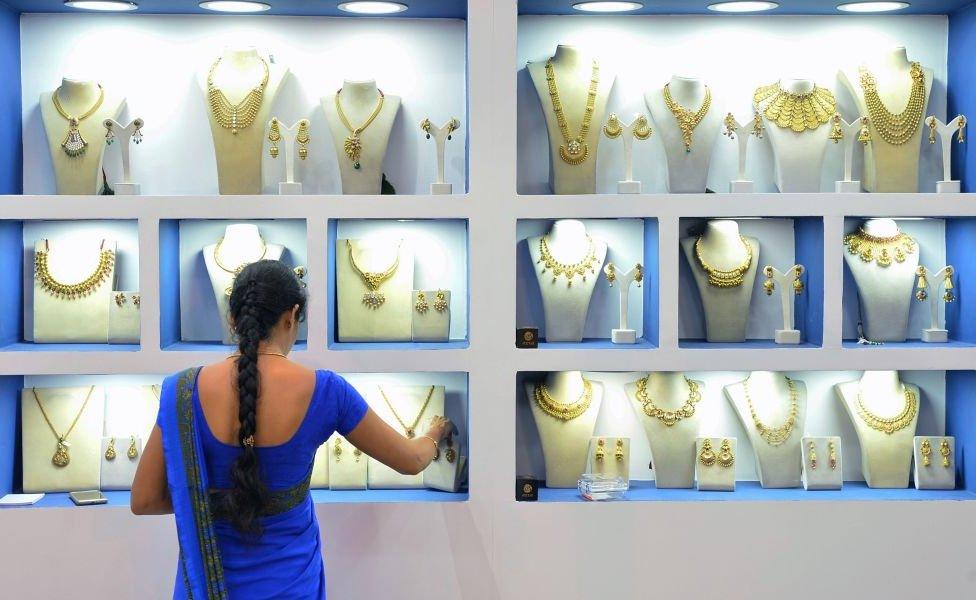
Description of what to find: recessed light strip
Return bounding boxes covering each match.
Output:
[337,2,409,14]
[572,2,644,12]
[837,2,910,13]
[63,1,138,11]
[707,1,779,12]
[198,1,271,12]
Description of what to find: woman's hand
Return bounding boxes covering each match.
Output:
[423,415,452,443]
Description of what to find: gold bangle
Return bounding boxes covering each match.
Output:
[421,435,439,457]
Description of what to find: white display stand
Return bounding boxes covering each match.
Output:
[102,118,143,195]
[424,432,466,493]
[835,371,919,489]
[926,115,965,193]
[411,290,451,342]
[801,436,843,491]
[913,436,956,490]
[366,385,445,489]
[268,118,308,195]
[585,437,629,480]
[603,114,649,194]
[422,118,460,195]
[103,384,158,446]
[763,264,804,345]
[833,116,868,193]
[108,291,140,344]
[606,263,641,344]
[100,435,142,491]
[336,237,414,342]
[917,264,953,343]
[723,113,759,193]
[310,443,329,489]
[755,79,831,193]
[695,437,736,492]
[327,434,367,491]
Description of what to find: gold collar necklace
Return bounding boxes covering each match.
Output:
[663,83,711,152]
[856,384,917,435]
[533,379,593,421]
[537,234,599,288]
[744,376,798,446]
[52,84,105,157]
[35,239,115,300]
[545,59,599,165]
[843,227,916,267]
[335,88,385,170]
[858,62,926,146]
[693,235,753,288]
[752,82,836,133]
[207,56,270,135]
[214,234,268,296]
[635,376,700,427]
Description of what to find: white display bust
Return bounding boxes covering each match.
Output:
[322,80,401,195]
[843,218,917,342]
[724,371,806,488]
[645,75,722,193]
[680,220,760,342]
[834,370,919,488]
[526,371,604,488]
[336,237,414,342]
[40,79,125,195]
[624,372,702,489]
[527,45,614,194]
[756,79,831,193]
[203,224,284,345]
[200,47,289,195]
[838,47,933,193]
[526,220,608,343]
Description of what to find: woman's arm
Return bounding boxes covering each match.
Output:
[344,408,449,476]
[130,425,173,515]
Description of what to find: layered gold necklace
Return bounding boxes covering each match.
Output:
[744,376,798,447]
[379,385,434,439]
[856,385,917,435]
[663,83,711,152]
[843,227,916,267]
[52,84,105,157]
[32,386,95,467]
[346,239,401,309]
[533,379,593,421]
[214,234,268,296]
[545,59,599,165]
[635,376,700,427]
[35,240,115,300]
[752,82,836,133]
[335,88,385,170]
[537,234,599,288]
[858,62,926,145]
[207,56,270,135]
[693,235,753,288]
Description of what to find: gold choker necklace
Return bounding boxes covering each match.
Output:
[207,56,270,135]
[753,82,836,133]
[52,84,105,157]
[856,385,917,435]
[214,235,268,296]
[545,59,599,165]
[533,379,593,421]
[843,227,916,267]
[635,376,700,427]
[663,83,711,152]
[35,240,115,300]
[537,234,599,288]
[859,62,926,146]
[694,235,753,288]
[744,376,798,447]
[346,239,401,309]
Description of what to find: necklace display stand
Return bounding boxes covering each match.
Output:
[756,79,831,193]
[925,115,965,193]
[366,385,445,489]
[763,264,805,344]
[603,113,649,194]
[527,220,607,343]
[336,237,414,342]
[695,437,736,492]
[801,436,843,491]
[527,45,614,195]
[102,118,143,195]
[606,263,641,344]
[203,224,284,345]
[680,220,760,342]
[323,80,401,195]
[268,118,308,195]
[422,118,460,195]
[913,436,956,490]
[725,372,806,488]
[40,78,125,195]
[527,371,604,488]
[833,116,868,193]
[327,434,367,490]
[723,113,759,193]
[917,264,954,342]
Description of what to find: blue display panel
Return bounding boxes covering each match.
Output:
[0,4,21,195]
[5,0,466,18]
[948,2,976,189]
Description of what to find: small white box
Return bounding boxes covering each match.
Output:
[611,328,637,344]
[617,180,641,194]
[278,181,303,195]
[729,180,754,193]
[921,328,949,343]
[937,180,961,194]
[430,182,453,195]
[775,329,801,345]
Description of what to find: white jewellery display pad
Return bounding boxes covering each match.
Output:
[585,437,629,480]
[310,443,330,489]
[108,292,141,344]
[21,386,105,493]
[755,79,832,193]
[100,436,142,491]
[20,14,467,195]
[695,437,736,492]
[103,384,159,445]
[326,434,366,491]
[913,436,956,490]
[801,436,843,491]
[412,290,451,342]
[423,433,466,493]
[516,16,947,194]
[364,385,446,489]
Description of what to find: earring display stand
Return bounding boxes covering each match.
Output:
[917,264,954,343]
[763,264,805,345]
[422,118,460,195]
[605,263,642,344]
[801,436,843,491]
[913,436,956,490]
[603,113,649,194]
[926,115,966,193]
[103,118,143,195]
[834,116,868,193]
[724,113,759,193]
[268,118,309,195]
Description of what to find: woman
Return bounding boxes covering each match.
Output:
[131,260,451,599]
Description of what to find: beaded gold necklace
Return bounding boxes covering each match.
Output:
[858,62,926,146]
[35,240,115,300]
[207,56,270,135]
[693,235,753,288]
[545,59,599,165]
[533,379,593,421]
[537,234,599,288]
[744,376,798,447]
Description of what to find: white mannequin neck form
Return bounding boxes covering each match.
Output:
[220,224,265,261]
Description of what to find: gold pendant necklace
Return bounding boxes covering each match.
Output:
[752,82,836,133]
[537,234,599,288]
[35,239,115,300]
[379,385,435,439]
[843,227,916,267]
[32,386,95,467]
[856,385,918,435]
[213,235,268,296]
[635,376,700,427]
[346,239,401,309]
[545,59,599,165]
[859,62,926,145]
[693,235,753,288]
[533,379,593,421]
[663,83,711,152]
[52,84,105,158]
[207,56,270,135]
[744,376,798,447]
[335,88,385,170]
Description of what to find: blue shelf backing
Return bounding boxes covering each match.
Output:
[5,0,466,18]
[518,0,974,16]
[0,4,20,195]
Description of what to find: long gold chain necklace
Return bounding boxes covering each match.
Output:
[843,227,916,267]
[346,239,400,309]
[693,235,753,288]
[379,385,434,439]
[537,234,598,288]
[859,62,926,145]
[52,84,105,157]
[856,384,917,435]
[207,56,270,135]
[533,379,593,421]
[744,376,798,447]
[663,83,711,152]
[545,59,599,165]
[335,88,385,170]
[213,234,268,296]
[32,386,95,467]
[752,82,836,133]
[35,239,115,300]
[635,376,700,427]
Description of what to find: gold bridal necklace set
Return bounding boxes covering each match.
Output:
[545,58,599,165]
[207,56,270,135]
[844,226,917,267]
[635,375,701,427]
[346,239,401,309]
[693,234,753,288]
[743,376,798,447]
[855,383,918,435]
[536,234,599,288]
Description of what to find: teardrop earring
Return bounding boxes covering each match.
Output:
[420,118,432,140]
[603,263,616,287]
[105,437,117,461]
[723,112,737,140]
[828,440,838,470]
[132,118,144,145]
[104,120,116,145]
[921,438,932,467]
[127,436,139,460]
[634,263,644,288]
[958,116,966,143]
[698,439,716,467]
[614,439,624,462]
[940,439,951,468]
[717,439,735,469]
[603,113,622,139]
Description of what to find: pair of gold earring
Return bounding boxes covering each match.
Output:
[603,113,652,140]
[415,290,449,314]
[829,114,871,145]
[269,119,311,160]
[928,116,967,144]
[114,292,141,308]
[808,440,838,471]
[722,112,764,140]
[699,439,734,469]
[920,438,951,468]
[432,435,457,464]
[105,436,139,461]
[604,263,644,288]
[333,437,362,463]
[594,438,625,463]
[105,118,145,146]
[915,266,954,303]
[762,266,804,297]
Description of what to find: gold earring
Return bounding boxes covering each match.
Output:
[603,113,622,139]
[940,439,951,468]
[718,439,735,469]
[944,266,955,303]
[415,292,429,314]
[268,118,281,158]
[808,441,817,470]
[105,438,117,461]
[857,117,872,145]
[615,439,624,462]
[333,437,343,462]
[115,292,127,307]
[603,263,616,287]
[698,439,716,467]
[445,436,456,464]
[132,118,144,145]
[723,112,737,139]
[763,266,775,296]
[793,267,804,296]
[633,115,652,140]
[958,116,966,143]
[104,120,115,145]
[434,290,449,313]
[132,294,141,308]
[127,436,139,459]
[915,266,929,302]
[634,263,644,288]
[752,112,764,139]
[921,438,932,467]
[354,447,362,463]
[828,441,838,470]
[297,119,310,160]
[595,438,605,462]
[928,117,937,144]
[828,113,843,143]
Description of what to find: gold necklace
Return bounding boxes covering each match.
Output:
[545,59,599,165]
[856,385,918,435]
[35,239,115,300]
[207,56,270,135]
[635,376,700,427]
[335,88,385,170]
[843,227,916,267]
[693,235,753,288]
[744,376,798,447]
[32,386,95,467]
[859,62,926,145]
[52,84,105,157]
[346,239,401,309]
[533,379,593,421]
[752,82,836,133]
[537,234,598,288]
[379,385,434,439]
[663,83,711,152]
[213,235,268,296]
[227,351,289,360]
